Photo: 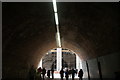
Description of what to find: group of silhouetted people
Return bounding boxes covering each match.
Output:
[60,68,76,80]
[31,66,55,80]
[29,65,47,80]
[46,67,54,79]
[37,67,54,80]
[60,68,83,80]
[29,65,83,80]
[37,67,46,80]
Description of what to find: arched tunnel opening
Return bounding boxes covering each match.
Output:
[38,48,78,69]
[2,2,120,80]
[37,48,82,78]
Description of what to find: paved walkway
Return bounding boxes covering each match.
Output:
[39,73,79,80]
[45,79,79,80]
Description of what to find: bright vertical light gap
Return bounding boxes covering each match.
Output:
[56,48,62,71]
[56,32,61,47]
[52,0,57,12]
[56,25,59,32]
[57,32,61,47]
[55,12,59,25]
[52,0,61,47]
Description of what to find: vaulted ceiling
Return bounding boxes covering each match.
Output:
[3,2,120,68]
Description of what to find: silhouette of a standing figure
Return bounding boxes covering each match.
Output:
[65,69,69,80]
[71,68,76,80]
[29,65,36,80]
[78,69,84,80]
[47,70,50,78]
[42,67,46,80]
[60,68,64,80]
[51,67,54,79]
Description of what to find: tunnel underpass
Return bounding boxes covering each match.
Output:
[37,48,82,78]
[2,2,120,80]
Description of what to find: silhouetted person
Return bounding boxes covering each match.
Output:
[78,69,84,80]
[51,67,54,79]
[60,68,64,80]
[42,67,46,80]
[37,67,42,79]
[68,69,72,78]
[47,70,50,78]
[65,69,69,80]
[29,65,36,80]
[71,68,76,80]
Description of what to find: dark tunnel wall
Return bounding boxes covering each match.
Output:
[3,2,57,78]
[58,2,120,59]
[2,2,120,79]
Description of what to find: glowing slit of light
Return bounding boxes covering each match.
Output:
[56,32,61,47]
[55,13,59,25]
[52,0,57,12]
[52,0,62,72]
[52,0,61,48]
[53,0,59,26]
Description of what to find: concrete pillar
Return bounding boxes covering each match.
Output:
[86,61,90,80]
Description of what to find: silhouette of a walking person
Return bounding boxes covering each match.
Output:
[42,67,46,80]
[51,67,54,79]
[47,70,50,78]
[60,68,64,80]
[71,68,76,80]
[65,69,69,80]
[78,69,84,80]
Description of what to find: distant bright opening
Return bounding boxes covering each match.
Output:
[37,48,82,78]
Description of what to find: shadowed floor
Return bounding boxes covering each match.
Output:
[46,79,79,80]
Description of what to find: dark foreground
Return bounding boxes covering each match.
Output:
[1,78,116,80]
